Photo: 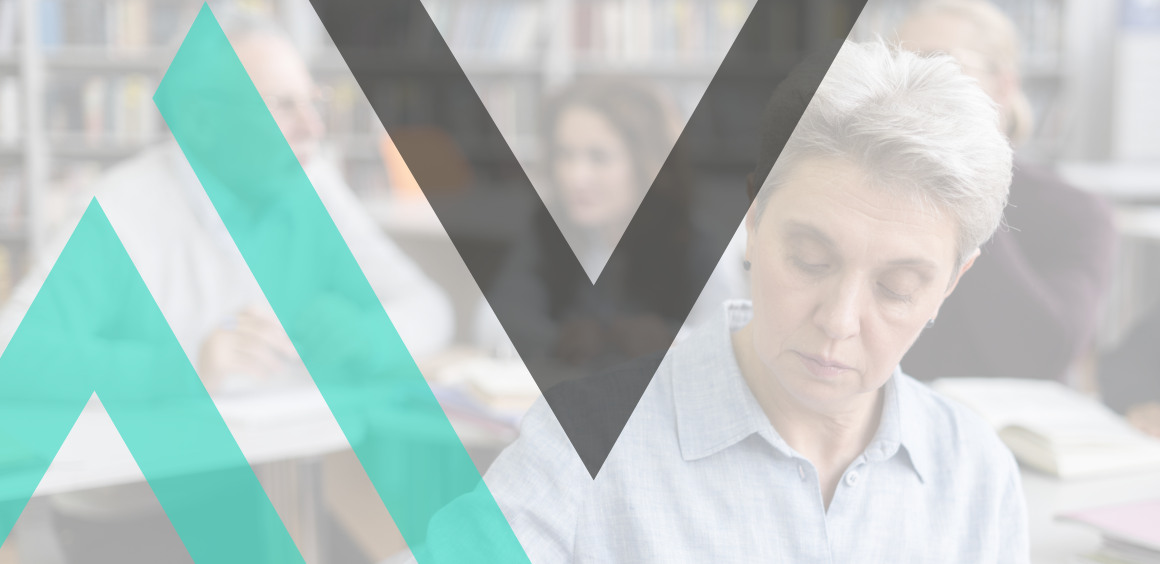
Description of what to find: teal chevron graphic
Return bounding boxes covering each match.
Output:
[153,5,530,563]
[0,201,304,564]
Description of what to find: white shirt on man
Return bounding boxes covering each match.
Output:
[0,141,453,373]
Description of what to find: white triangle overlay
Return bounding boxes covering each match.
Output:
[31,389,353,500]
[34,393,146,498]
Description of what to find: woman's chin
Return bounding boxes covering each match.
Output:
[780,365,862,409]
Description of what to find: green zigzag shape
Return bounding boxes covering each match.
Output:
[0,201,305,564]
[152,4,530,563]
[0,4,528,563]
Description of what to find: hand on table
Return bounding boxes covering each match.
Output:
[1126,402,1160,438]
[198,305,299,392]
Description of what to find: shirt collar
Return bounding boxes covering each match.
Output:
[671,300,927,483]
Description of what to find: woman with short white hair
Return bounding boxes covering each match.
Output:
[417,41,1028,563]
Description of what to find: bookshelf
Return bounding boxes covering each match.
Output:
[0,0,869,303]
[294,0,760,202]
[0,0,204,305]
[852,0,1073,163]
[0,0,1085,309]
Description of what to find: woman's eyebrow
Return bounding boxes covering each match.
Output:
[784,221,836,247]
[883,257,939,272]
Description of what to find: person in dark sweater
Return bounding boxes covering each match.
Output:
[903,163,1115,381]
[1100,312,1160,437]
[896,0,1117,382]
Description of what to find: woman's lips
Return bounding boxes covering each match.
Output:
[795,351,853,378]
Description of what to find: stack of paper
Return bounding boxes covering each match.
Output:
[931,378,1160,479]
[1059,498,1160,563]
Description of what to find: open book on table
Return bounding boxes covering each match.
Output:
[930,378,1160,479]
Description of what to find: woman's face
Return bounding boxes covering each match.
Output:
[552,106,638,230]
[744,157,974,412]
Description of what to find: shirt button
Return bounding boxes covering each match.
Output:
[845,471,860,487]
[798,464,805,481]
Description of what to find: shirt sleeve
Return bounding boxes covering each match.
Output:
[308,161,454,358]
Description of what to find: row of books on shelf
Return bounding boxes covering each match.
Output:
[49,74,158,146]
[476,80,538,157]
[0,76,17,146]
[22,0,192,52]
[425,0,542,61]
[858,0,1064,74]
[321,77,381,140]
[573,0,751,62]
[992,0,1062,71]
[0,166,20,231]
[356,77,539,151]
[425,0,752,64]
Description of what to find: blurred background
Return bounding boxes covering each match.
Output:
[0,0,1152,347]
[0,0,1155,563]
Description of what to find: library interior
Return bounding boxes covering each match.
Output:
[0,0,1158,563]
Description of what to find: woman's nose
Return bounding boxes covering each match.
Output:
[813,279,862,341]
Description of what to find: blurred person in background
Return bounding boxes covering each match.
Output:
[895,0,1117,384]
[473,78,745,367]
[1100,312,1160,437]
[0,11,450,564]
[0,12,453,396]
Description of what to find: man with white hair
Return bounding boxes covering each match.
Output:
[0,10,452,564]
[0,11,454,393]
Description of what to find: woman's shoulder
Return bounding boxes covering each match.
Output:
[894,372,1021,482]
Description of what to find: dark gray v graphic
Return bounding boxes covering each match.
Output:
[307,0,866,477]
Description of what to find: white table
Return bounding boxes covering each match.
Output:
[9,389,356,499]
[1,382,517,564]
[27,386,1150,564]
[0,388,356,564]
[1024,466,1160,563]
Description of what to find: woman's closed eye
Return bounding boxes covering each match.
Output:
[877,271,924,304]
[790,255,830,274]
[877,283,914,303]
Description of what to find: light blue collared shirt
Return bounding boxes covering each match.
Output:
[428,300,1028,563]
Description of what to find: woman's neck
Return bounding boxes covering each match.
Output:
[731,322,883,508]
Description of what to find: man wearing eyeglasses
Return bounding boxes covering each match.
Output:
[0,10,454,564]
[0,11,454,398]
